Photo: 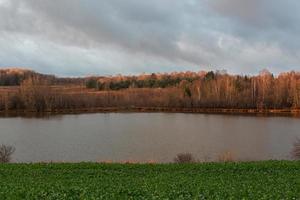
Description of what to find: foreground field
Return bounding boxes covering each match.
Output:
[0,161,299,199]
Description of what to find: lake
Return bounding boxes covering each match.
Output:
[0,113,299,163]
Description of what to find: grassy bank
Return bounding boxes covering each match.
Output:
[0,161,299,199]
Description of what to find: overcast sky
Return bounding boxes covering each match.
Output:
[0,0,300,76]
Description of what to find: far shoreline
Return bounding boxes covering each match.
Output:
[1,107,300,117]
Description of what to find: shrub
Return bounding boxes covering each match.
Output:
[0,145,15,163]
[174,153,195,163]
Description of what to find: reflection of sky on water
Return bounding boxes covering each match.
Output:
[0,113,299,163]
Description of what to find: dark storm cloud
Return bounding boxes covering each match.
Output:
[0,0,300,75]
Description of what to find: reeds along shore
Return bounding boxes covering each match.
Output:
[1,69,300,113]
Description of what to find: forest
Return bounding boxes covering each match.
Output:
[0,68,300,112]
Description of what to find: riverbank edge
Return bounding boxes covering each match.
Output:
[1,107,300,116]
[1,160,299,166]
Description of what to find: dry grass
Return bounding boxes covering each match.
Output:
[291,138,300,160]
[218,151,235,162]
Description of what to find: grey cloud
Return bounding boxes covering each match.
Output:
[0,0,300,75]
[0,0,217,68]
[207,0,300,50]
[1,1,185,59]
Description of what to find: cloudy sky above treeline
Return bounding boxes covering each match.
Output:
[0,0,300,76]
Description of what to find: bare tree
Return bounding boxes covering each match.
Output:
[0,145,15,163]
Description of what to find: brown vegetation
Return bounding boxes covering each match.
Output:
[218,151,235,162]
[0,68,84,86]
[291,138,300,160]
[1,69,300,113]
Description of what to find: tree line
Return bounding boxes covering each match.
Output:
[1,69,300,112]
[0,68,85,86]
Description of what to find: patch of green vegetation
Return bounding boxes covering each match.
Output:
[87,75,199,91]
[0,161,299,199]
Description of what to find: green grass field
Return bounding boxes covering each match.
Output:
[0,161,299,199]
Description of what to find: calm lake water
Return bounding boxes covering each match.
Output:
[0,113,299,163]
